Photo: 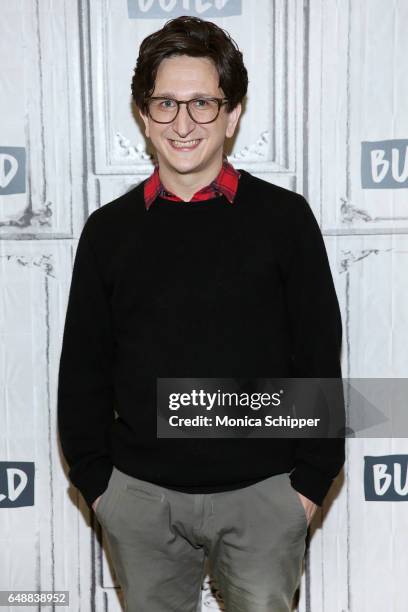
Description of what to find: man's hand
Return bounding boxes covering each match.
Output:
[92,494,102,513]
[296,491,318,526]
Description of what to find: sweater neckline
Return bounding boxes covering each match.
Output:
[145,168,249,213]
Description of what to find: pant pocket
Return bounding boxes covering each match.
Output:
[285,474,308,531]
[125,482,166,503]
[95,467,122,525]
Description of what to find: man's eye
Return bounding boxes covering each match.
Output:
[160,99,176,108]
[194,99,210,108]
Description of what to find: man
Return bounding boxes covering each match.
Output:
[58,15,345,612]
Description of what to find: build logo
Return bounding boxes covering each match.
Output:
[0,462,35,507]
[361,139,408,188]
[127,0,242,18]
[364,455,408,501]
[0,146,26,195]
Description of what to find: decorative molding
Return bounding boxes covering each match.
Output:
[340,197,372,224]
[0,253,55,277]
[114,132,153,162]
[340,197,408,225]
[339,248,392,273]
[91,0,302,176]
[0,0,77,235]
[113,129,289,173]
[228,130,269,161]
[0,202,52,230]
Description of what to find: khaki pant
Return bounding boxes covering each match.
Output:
[95,466,307,612]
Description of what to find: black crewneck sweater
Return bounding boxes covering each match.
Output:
[57,169,345,509]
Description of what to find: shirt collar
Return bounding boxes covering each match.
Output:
[143,154,241,210]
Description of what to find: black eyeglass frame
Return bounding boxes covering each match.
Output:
[145,96,229,124]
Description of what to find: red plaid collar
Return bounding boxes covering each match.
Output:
[144,156,240,210]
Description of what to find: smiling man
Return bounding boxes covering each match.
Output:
[138,53,240,201]
[58,15,345,612]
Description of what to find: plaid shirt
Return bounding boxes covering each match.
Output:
[143,155,241,210]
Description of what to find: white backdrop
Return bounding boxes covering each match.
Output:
[0,1,407,611]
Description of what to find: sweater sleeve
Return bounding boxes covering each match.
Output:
[283,195,345,506]
[57,215,115,510]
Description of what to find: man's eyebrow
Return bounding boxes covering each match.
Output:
[153,91,219,98]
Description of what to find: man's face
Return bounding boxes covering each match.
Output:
[138,54,241,176]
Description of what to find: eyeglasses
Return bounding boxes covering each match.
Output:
[146,96,229,124]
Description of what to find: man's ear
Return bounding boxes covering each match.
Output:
[225,102,242,139]
[138,108,150,138]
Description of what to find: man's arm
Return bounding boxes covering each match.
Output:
[57,214,115,510]
[283,194,345,507]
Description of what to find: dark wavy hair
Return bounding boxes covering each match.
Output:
[131,15,248,115]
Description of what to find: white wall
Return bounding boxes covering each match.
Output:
[0,1,407,610]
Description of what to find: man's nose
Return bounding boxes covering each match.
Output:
[172,103,196,136]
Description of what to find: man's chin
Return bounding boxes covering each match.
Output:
[163,159,204,175]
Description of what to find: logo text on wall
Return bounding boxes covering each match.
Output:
[0,147,26,195]
[364,455,408,501]
[361,139,408,188]
[127,0,242,18]
[0,463,35,508]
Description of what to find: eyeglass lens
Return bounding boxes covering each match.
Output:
[148,98,220,123]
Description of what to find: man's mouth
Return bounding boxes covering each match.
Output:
[168,138,202,150]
